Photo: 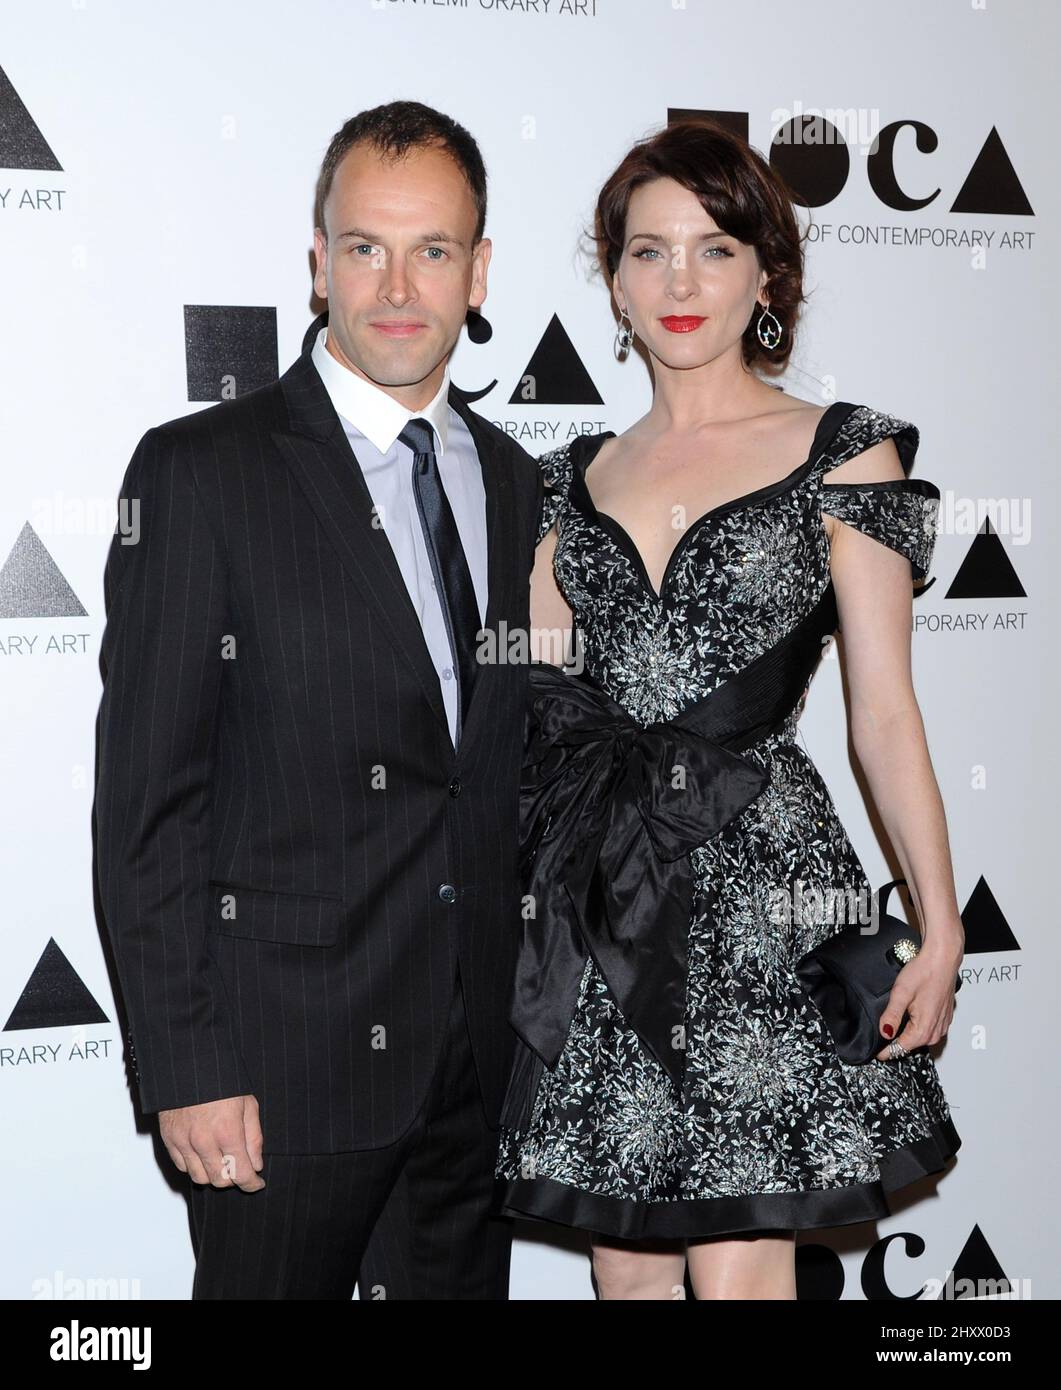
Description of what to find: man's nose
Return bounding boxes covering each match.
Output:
[381,259,413,306]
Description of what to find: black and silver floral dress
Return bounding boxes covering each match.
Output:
[494,400,961,1241]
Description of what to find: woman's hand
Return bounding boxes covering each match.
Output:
[874,930,965,1061]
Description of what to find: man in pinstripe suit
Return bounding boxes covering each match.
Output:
[94,103,543,1299]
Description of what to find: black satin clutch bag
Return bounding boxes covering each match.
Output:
[793,879,963,1065]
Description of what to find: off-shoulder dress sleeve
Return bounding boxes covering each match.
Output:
[534,443,575,546]
[817,408,941,582]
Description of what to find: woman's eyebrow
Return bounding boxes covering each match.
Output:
[625,230,729,245]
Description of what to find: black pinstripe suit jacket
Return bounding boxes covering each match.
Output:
[94,339,543,1153]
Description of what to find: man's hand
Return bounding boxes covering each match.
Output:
[158,1095,266,1191]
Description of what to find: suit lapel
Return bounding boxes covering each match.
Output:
[272,347,512,744]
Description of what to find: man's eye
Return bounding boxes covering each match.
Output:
[352,244,378,256]
[423,246,446,260]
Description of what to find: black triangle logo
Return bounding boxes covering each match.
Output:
[951,127,1033,216]
[4,938,109,1031]
[941,1224,1015,1299]
[961,876,1020,954]
[944,518,1026,599]
[0,522,88,618]
[0,66,62,171]
[508,314,603,406]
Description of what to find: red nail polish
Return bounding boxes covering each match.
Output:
[882,1023,894,1038]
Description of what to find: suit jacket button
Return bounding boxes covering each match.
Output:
[438,883,457,904]
[448,777,462,797]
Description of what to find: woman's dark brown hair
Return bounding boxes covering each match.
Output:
[594,119,808,373]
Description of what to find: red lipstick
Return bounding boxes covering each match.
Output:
[660,315,706,333]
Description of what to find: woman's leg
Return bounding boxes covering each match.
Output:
[686,1229,797,1300]
[589,1233,688,1300]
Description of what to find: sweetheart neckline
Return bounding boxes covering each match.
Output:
[567,401,855,602]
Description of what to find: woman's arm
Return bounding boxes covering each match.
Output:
[529,525,576,667]
[824,437,965,1057]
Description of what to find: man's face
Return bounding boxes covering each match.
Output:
[313,141,490,407]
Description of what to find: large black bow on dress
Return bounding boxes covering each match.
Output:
[512,661,770,1089]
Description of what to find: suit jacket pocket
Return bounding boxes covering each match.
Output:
[206,879,341,947]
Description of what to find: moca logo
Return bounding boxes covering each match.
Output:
[669,108,1032,216]
[797,1224,1018,1301]
[3,939,108,1031]
[0,65,61,171]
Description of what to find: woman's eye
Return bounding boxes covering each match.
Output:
[631,244,733,261]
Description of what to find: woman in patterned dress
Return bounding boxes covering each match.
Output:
[494,120,965,1299]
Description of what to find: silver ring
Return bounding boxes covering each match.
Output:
[887,1040,907,1061]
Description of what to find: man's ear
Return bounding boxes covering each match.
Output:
[312,227,328,299]
[469,236,492,309]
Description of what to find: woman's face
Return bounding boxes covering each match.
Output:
[614,176,767,372]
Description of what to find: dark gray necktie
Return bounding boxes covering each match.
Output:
[399,417,480,743]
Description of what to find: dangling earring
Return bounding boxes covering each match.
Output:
[756,301,783,350]
[614,307,634,361]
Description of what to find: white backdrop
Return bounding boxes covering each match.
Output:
[0,0,1054,1301]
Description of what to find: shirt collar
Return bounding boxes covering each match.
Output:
[310,325,451,456]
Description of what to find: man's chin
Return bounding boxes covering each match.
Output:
[350,344,446,391]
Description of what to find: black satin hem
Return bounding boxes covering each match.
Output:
[496,1115,961,1241]
[876,1113,962,1194]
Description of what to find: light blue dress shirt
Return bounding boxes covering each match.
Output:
[311,326,488,747]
